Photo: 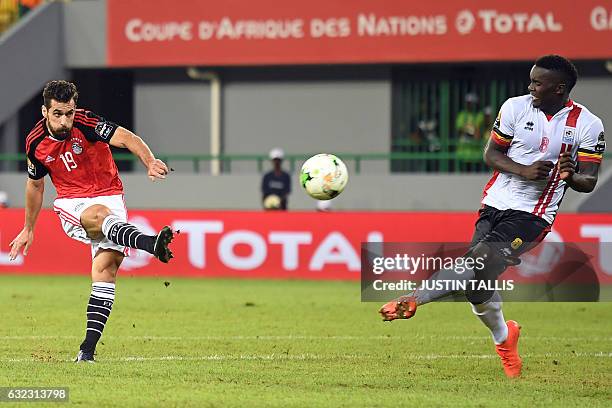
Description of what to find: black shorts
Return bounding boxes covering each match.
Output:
[466,205,551,303]
[471,205,551,259]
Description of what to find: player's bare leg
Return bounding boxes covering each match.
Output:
[80,204,175,262]
[76,249,123,363]
[80,204,112,240]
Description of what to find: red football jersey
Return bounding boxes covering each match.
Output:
[25,109,124,199]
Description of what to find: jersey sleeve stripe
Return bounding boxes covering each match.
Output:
[577,156,602,163]
[75,111,99,122]
[26,127,44,143]
[577,152,603,163]
[26,122,44,138]
[578,151,603,158]
[491,130,512,146]
[25,127,44,152]
[75,112,97,121]
[75,115,98,127]
[75,119,97,128]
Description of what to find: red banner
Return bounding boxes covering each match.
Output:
[107,0,612,66]
[1,209,611,282]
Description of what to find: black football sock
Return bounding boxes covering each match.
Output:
[80,282,115,353]
[101,215,155,254]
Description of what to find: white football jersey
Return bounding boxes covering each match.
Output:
[482,94,605,224]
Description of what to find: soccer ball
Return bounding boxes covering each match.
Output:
[300,154,349,200]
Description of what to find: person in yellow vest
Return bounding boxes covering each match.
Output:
[455,93,485,172]
[0,0,42,34]
[0,0,18,33]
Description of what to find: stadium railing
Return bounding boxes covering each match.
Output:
[1,152,610,174]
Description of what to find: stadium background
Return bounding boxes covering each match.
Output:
[0,3,611,406]
[0,0,611,278]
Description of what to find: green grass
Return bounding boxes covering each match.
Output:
[0,275,610,407]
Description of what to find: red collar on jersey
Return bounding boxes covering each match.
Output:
[545,99,574,121]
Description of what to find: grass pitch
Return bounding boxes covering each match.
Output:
[0,274,610,407]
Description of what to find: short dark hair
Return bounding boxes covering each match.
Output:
[534,55,578,93]
[43,80,78,108]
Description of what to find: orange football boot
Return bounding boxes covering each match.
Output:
[379,296,417,321]
[495,320,523,378]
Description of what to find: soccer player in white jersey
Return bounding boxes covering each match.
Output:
[380,55,605,378]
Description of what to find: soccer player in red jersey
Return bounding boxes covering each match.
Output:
[8,80,175,362]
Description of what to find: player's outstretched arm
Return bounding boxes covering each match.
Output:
[110,127,169,181]
[484,140,554,180]
[9,178,44,260]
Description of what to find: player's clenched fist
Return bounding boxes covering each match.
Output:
[558,152,576,180]
[520,160,554,180]
[147,158,169,181]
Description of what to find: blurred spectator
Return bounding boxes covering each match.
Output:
[261,148,291,210]
[404,98,441,172]
[455,93,484,172]
[0,0,42,34]
[0,191,8,208]
[414,119,441,172]
[0,0,19,33]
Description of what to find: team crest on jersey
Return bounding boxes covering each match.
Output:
[562,128,575,144]
[596,131,606,153]
[95,121,113,140]
[511,238,523,250]
[72,140,83,155]
[539,136,550,153]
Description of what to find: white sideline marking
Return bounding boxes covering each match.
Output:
[0,335,610,342]
[2,352,611,363]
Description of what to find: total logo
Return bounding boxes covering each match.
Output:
[455,9,562,35]
[121,216,382,272]
[172,220,381,272]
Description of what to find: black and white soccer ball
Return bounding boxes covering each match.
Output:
[300,154,348,200]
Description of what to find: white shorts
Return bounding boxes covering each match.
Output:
[53,194,130,259]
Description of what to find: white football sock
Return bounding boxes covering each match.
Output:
[471,292,508,345]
